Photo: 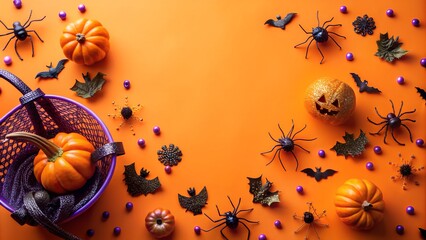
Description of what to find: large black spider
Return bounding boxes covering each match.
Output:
[261,120,316,171]
[293,202,328,240]
[202,196,258,240]
[367,100,416,146]
[294,11,346,64]
[0,10,46,60]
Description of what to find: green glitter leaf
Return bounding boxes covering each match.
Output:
[375,33,408,62]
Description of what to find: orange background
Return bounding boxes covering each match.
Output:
[0,0,425,239]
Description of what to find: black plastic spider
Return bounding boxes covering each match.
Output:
[0,10,45,60]
[294,202,328,240]
[108,96,143,135]
[261,120,316,171]
[157,144,182,166]
[389,154,424,190]
[202,196,258,240]
[294,11,346,64]
[367,100,416,146]
[352,15,376,36]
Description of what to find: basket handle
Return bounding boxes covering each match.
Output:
[91,142,125,162]
[0,69,46,136]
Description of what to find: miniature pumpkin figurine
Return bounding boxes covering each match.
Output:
[6,131,96,194]
[145,208,175,238]
[335,178,385,230]
[60,18,110,65]
[305,77,356,125]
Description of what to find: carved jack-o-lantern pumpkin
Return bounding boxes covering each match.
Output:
[305,77,356,125]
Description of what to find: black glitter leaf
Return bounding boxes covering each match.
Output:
[178,187,208,215]
[331,130,368,158]
[157,144,183,166]
[123,163,161,196]
[247,175,280,206]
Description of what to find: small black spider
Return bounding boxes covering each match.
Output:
[294,11,346,64]
[202,196,258,240]
[157,144,183,166]
[294,202,328,240]
[261,120,316,171]
[352,15,376,36]
[389,154,424,190]
[367,100,416,146]
[108,96,143,135]
[0,10,46,60]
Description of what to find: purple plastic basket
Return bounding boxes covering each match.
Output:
[0,70,119,223]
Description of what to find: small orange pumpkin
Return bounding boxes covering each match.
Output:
[145,208,175,238]
[6,132,96,194]
[335,178,385,230]
[305,77,356,125]
[60,18,110,65]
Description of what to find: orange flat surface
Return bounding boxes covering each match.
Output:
[0,0,425,239]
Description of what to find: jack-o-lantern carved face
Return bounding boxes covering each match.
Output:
[305,77,356,125]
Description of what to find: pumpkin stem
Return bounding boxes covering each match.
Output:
[6,132,63,162]
[362,200,373,211]
[156,219,163,225]
[76,33,86,43]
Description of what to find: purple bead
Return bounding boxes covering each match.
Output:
[123,80,131,89]
[412,18,420,27]
[78,4,86,13]
[318,150,325,158]
[296,186,304,194]
[346,52,354,61]
[13,0,22,9]
[386,9,394,17]
[339,6,347,13]
[421,58,426,67]
[194,226,201,235]
[113,227,121,236]
[406,206,415,215]
[153,126,161,135]
[274,220,282,229]
[137,138,146,148]
[366,162,374,170]
[416,138,424,147]
[102,211,110,220]
[59,11,67,20]
[125,202,133,211]
[396,225,404,235]
[86,229,95,237]
[258,234,267,240]
[397,76,405,85]
[165,165,172,174]
[373,146,382,154]
[3,56,12,65]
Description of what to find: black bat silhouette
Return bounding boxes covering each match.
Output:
[350,73,381,93]
[178,186,208,215]
[415,87,426,102]
[301,167,337,182]
[247,175,280,206]
[264,13,296,29]
[35,59,68,79]
[123,163,161,196]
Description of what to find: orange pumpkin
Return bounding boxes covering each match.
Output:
[6,132,96,194]
[305,77,356,125]
[60,18,110,65]
[145,208,175,238]
[335,178,385,230]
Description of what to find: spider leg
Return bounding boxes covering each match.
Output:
[390,128,405,146]
[265,148,281,166]
[316,11,322,26]
[239,217,259,224]
[0,31,14,37]
[367,117,387,126]
[294,143,311,153]
[290,151,299,171]
[277,149,287,171]
[294,35,313,48]
[369,123,387,135]
[298,24,312,34]
[294,137,317,142]
[240,221,252,240]
[201,220,226,232]
[261,144,281,155]
[294,222,307,233]
[14,38,23,61]
[401,123,414,142]
[216,204,225,217]
[328,35,343,50]
[22,10,33,26]
[23,16,46,29]
[229,196,241,214]
[382,125,389,144]
[27,30,44,42]
[204,212,225,223]
[236,208,254,215]
[322,17,335,28]
[390,100,397,115]
[399,109,416,117]
[28,35,34,57]
[287,120,295,138]
[219,225,230,240]
[267,132,280,143]
[311,223,320,240]
[290,121,302,138]
[325,24,342,29]
[278,123,286,138]
[0,20,13,30]
[316,41,325,64]
[374,107,387,119]
[2,35,15,51]
[328,31,346,39]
